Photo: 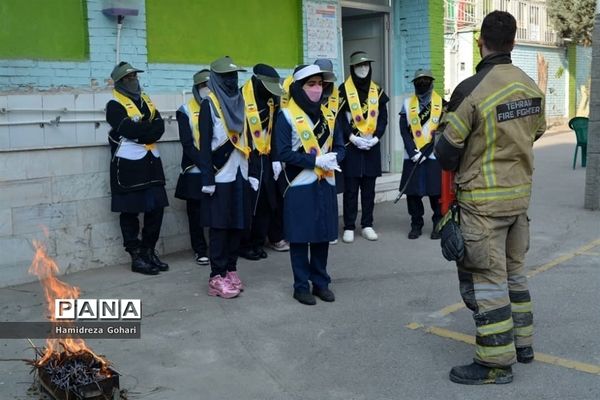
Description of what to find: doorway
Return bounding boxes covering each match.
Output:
[341,3,391,171]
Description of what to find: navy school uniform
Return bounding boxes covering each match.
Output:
[106,96,168,251]
[174,102,208,256]
[274,107,345,291]
[198,97,252,276]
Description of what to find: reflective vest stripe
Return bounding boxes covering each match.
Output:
[457,184,531,202]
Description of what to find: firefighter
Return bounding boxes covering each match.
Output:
[435,11,546,384]
[174,69,211,266]
[106,62,169,276]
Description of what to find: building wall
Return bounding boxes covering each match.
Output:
[0,0,385,287]
[575,45,592,115]
[512,44,568,119]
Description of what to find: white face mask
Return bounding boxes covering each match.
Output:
[199,87,211,99]
[354,65,370,79]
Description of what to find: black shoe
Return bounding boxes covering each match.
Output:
[312,286,335,302]
[293,291,316,305]
[194,253,209,265]
[146,249,169,271]
[449,362,513,385]
[408,227,422,239]
[516,346,534,363]
[129,249,159,275]
[255,247,268,259]
[239,249,261,261]
[430,230,441,240]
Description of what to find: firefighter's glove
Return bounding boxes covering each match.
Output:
[438,206,464,262]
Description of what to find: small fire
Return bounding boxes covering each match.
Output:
[28,240,108,371]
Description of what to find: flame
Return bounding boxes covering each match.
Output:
[28,240,108,370]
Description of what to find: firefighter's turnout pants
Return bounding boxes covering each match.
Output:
[457,207,533,367]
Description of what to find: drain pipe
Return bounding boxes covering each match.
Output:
[116,15,124,64]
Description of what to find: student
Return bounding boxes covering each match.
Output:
[175,69,211,265]
[273,64,345,305]
[106,61,169,276]
[238,64,284,260]
[198,56,252,299]
[337,51,389,244]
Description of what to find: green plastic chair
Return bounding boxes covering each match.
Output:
[568,117,588,169]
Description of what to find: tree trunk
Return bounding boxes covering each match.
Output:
[537,53,549,94]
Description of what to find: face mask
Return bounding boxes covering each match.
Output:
[354,65,370,79]
[221,72,238,93]
[304,85,323,103]
[199,87,211,99]
[123,78,140,93]
[414,80,432,95]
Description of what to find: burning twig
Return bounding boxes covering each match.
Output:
[24,239,120,400]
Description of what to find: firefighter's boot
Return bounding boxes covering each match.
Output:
[449,362,513,385]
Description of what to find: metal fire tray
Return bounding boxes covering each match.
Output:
[39,367,120,400]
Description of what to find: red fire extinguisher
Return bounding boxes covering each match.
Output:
[440,170,455,215]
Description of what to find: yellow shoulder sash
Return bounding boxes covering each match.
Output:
[408,90,443,149]
[113,89,157,150]
[242,80,274,155]
[287,99,333,179]
[207,92,250,159]
[343,77,379,136]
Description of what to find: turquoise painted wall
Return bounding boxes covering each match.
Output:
[512,44,567,118]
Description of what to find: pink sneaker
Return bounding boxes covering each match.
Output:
[208,275,240,299]
[226,271,244,291]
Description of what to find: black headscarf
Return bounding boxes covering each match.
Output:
[290,76,323,124]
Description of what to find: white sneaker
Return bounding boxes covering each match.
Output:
[329,239,338,245]
[361,227,378,241]
[342,230,354,243]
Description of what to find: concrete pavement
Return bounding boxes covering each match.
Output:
[0,130,599,399]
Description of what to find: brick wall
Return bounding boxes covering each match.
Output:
[512,44,568,118]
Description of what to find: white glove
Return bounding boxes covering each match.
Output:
[350,134,370,150]
[272,162,282,181]
[202,185,215,196]
[249,177,259,191]
[410,151,423,163]
[315,152,338,171]
[368,137,379,146]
